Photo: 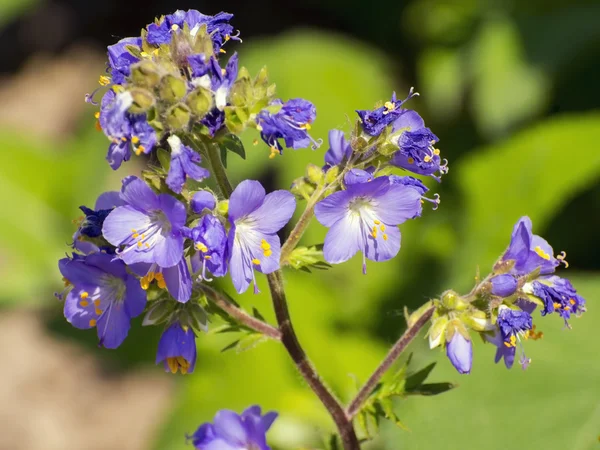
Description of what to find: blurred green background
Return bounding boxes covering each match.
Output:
[1,0,599,449]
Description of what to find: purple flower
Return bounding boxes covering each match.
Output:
[446,332,472,375]
[190,215,228,280]
[156,321,197,374]
[227,180,296,293]
[107,37,141,85]
[314,176,422,273]
[344,168,375,186]
[147,10,238,51]
[389,174,440,209]
[257,99,320,157]
[129,258,193,303]
[487,305,535,369]
[99,90,157,170]
[356,90,418,136]
[165,135,210,194]
[189,405,277,450]
[73,191,125,254]
[212,53,238,111]
[389,110,447,181]
[102,176,187,267]
[191,191,216,213]
[526,276,586,325]
[58,252,146,348]
[490,274,518,297]
[324,129,352,167]
[201,108,226,137]
[501,216,563,276]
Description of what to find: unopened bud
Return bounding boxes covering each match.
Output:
[128,87,155,113]
[290,177,315,200]
[166,103,191,130]
[324,166,339,184]
[441,290,468,310]
[216,200,229,216]
[462,310,494,331]
[130,60,162,88]
[159,75,187,103]
[142,300,174,326]
[428,315,449,349]
[306,164,323,185]
[186,86,213,117]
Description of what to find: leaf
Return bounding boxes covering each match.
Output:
[404,362,437,391]
[219,134,246,160]
[156,148,171,171]
[220,339,240,353]
[406,382,456,396]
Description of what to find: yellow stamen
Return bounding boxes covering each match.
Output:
[204,255,212,260]
[374,220,381,225]
[166,357,179,374]
[433,148,440,155]
[132,232,139,238]
[534,245,551,260]
[269,147,279,159]
[80,291,89,300]
[156,278,166,289]
[569,299,576,305]
[95,120,102,132]
[80,300,89,307]
[131,136,140,144]
[98,75,110,86]
[195,242,208,253]
[121,137,128,142]
[424,155,432,162]
[154,273,164,281]
[553,302,561,309]
[256,124,263,132]
[220,48,227,54]
[62,277,71,287]
[300,123,311,130]
[95,308,102,315]
[383,101,395,114]
[252,258,260,265]
[137,241,143,248]
[383,234,388,241]
[171,24,179,31]
[93,299,101,307]
[261,239,271,250]
[371,231,378,239]
[380,224,386,232]
[140,272,155,290]
[135,145,145,156]
[264,249,272,257]
[89,319,97,327]
[407,157,415,164]
[225,34,231,41]
[94,112,100,119]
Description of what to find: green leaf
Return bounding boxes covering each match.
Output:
[406,382,456,396]
[219,134,246,160]
[404,362,437,391]
[156,148,171,171]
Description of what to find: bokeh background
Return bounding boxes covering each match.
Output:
[1,0,599,448]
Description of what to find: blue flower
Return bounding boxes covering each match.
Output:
[324,129,352,168]
[490,274,518,297]
[257,99,320,158]
[389,174,440,209]
[487,305,536,370]
[146,10,238,52]
[227,180,296,293]
[58,252,146,348]
[389,110,447,181]
[189,405,278,450]
[201,108,226,137]
[356,90,418,136]
[501,216,564,276]
[129,258,193,303]
[189,214,228,280]
[314,176,422,273]
[156,321,197,374]
[165,135,210,194]
[526,276,586,325]
[445,330,472,375]
[191,191,216,213]
[102,176,187,268]
[99,89,157,170]
[107,37,141,85]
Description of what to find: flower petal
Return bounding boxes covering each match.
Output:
[254,233,281,275]
[322,214,363,264]
[95,191,125,210]
[102,206,151,246]
[120,176,160,211]
[163,258,192,303]
[249,190,296,234]
[158,194,187,231]
[124,274,147,317]
[153,233,184,268]
[314,190,352,227]
[227,225,252,294]
[97,302,131,349]
[372,184,422,225]
[213,410,248,445]
[229,180,266,221]
[364,224,401,262]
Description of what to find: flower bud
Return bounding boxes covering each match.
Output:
[166,103,191,130]
[324,166,339,184]
[428,315,449,349]
[306,164,324,185]
[462,310,494,331]
[142,300,174,326]
[159,74,188,103]
[186,86,214,117]
[441,290,468,311]
[128,87,156,113]
[490,274,518,297]
[290,177,315,200]
[445,320,472,374]
[186,303,209,333]
[130,60,162,88]
[216,200,229,216]
[191,191,216,213]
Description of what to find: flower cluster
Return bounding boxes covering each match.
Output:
[428,216,586,374]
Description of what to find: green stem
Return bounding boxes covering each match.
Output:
[205,142,234,197]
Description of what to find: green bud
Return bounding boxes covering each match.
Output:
[441,290,468,311]
[445,318,470,343]
[324,166,340,184]
[428,315,449,349]
[306,164,324,185]
[378,142,400,157]
[229,78,252,107]
[405,301,435,327]
[493,258,516,274]
[462,310,494,331]
[224,108,245,134]
[216,200,229,216]
[290,177,316,200]
[142,300,174,326]
[166,104,191,130]
[128,87,155,113]
[187,303,209,333]
[130,60,162,88]
[159,74,187,103]
[186,86,213,117]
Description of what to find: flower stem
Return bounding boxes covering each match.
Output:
[205,141,234,198]
[280,187,323,264]
[200,285,282,340]
[345,306,435,419]
[267,270,360,450]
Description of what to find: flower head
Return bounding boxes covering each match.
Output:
[501,216,563,276]
[445,328,472,375]
[156,321,197,374]
[102,176,186,267]
[191,191,217,213]
[487,305,536,369]
[389,110,447,181]
[189,405,278,450]
[356,90,418,136]
[490,274,518,297]
[227,180,296,293]
[257,99,320,158]
[58,252,146,348]
[166,135,210,194]
[107,37,141,85]
[130,258,193,303]
[526,276,586,325]
[324,129,352,168]
[190,214,228,280]
[314,176,422,273]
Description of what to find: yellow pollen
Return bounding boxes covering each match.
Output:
[300,123,311,130]
[204,255,211,260]
[225,34,231,41]
[564,306,571,311]
[98,75,110,86]
[132,232,139,238]
[156,278,166,289]
[131,229,137,233]
[383,234,388,241]
[62,277,71,287]
[131,136,140,144]
[264,249,272,257]
[374,220,381,225]
[93,299,101,307]
[252,258,261,265]
[380,224,386,232]
[260,239,271,250]
[170,24,179,31]
[80,300,89,307]
[424,155,432,162]
[407,157,415,164]
[269,147,279,159]
[256,124,263,132]
[94,112,100,119]
[372,231,378,239]
[89,319,97,327]
[253,138,259,146]
[553,302,561,309]
[221,68,226,76]
[534,245,551,260]
[95,308,102,315]
[135,145,146,156]
[95,120,102,132]
[433,148,440,155]
[141,234,146,239]
[195,242,209,253]
[137,241,143,248]
[80,291,89,300]
[383,101,395,114]
[154,273,164,281]
[140,272,155,290]
[569,299,576,305]
[220,48,227,54]
[121,137,128,142]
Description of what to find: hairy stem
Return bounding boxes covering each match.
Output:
[205,142,234,197]
[200,285,282,340]
[346,306,435,419]
[267,270,360,450]
[280,187,323,264]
